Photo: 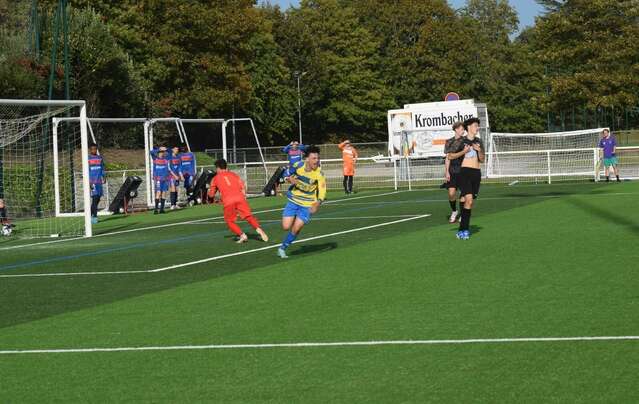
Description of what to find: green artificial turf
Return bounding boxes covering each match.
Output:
[0,182,638,402]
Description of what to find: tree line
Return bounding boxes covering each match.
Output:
[2,0,639,148]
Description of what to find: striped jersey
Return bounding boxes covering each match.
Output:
[286,161,327,207]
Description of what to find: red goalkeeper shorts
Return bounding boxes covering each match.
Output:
[223,200,253,221]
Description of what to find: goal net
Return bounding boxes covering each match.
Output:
[54,117,151,212]
[0,99,91,239]
[486,128,607,182]
[149,117,269,196]
[146,118,215,205]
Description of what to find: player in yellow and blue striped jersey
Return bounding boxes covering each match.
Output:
[278,145,326,258]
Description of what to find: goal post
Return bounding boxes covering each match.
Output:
[52,117,152,211]
[222,118,269,184]
[146,118,224,206]
[0,99,92,238]
[487,128,608,182]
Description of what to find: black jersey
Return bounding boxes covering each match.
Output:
[444,136,465,174]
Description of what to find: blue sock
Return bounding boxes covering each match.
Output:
[281,232,297,250]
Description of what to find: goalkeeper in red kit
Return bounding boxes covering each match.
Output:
[208,159,269,244]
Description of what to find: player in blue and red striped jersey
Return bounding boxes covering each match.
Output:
[150,146,173,214]
[281,141,307,178]
[179,146,196,194]
[168,146,183,210]
[88,143,106,224]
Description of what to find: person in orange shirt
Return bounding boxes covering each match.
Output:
[208,159,268,244]
[338,140,358,194]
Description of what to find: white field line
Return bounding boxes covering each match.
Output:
[0,190,406,251]
[1,335,638,355]
[327,191,639,205]
[187,214,423,225]
[0,214,430,278]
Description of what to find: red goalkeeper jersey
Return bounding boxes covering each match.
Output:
[209,171,245,206]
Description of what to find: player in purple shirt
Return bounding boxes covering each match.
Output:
[598,129,620,182]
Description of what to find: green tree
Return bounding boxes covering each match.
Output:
[275,0,394,142]
[88,0,260,120]
[66,8,145,120]
[245,6,297,145]
[352,0,467,107]
[534,0,639,114]
[458,0,545,132]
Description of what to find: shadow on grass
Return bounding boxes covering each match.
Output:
[448,225,483,234]
[290,242,337,256]
[0,183,609,330]
[566,197,639,236]
[504,191,571,198]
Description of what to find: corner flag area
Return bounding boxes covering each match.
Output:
[1,182,638,402]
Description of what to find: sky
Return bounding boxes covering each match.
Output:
[265,0,545,32]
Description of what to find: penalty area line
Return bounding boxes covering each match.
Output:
[0,213,430,278]
[192,214,425,225]
[0,190,406,252]
[1,335,638,355]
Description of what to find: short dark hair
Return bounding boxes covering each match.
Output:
[452,121,464,130]
[463,117,480,130]
[215,159,227,169]
[305,145,320,157]
[603,128,610,134]
[89,143,98,148]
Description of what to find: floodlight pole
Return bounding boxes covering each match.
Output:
[295,71,307,144]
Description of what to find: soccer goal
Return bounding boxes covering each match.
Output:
[222,118,269,192]
[52,117,152,212]
[0,99,92,238]
[486,128,607,183]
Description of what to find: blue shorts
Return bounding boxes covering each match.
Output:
[155,179,169,192]
[90,183,103,197]
[282,201,312,224]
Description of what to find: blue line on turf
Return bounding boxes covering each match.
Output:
[0,200,405,272]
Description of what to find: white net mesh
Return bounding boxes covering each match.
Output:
[0,102,89,239]
[487,128,606,181]
[60,119,150,212]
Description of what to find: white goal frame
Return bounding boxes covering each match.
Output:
[0,99,92,237]
[222,118,268,183]
[146,118,225,206]
[52,117,151,210]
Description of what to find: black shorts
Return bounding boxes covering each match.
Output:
[458,167,481,198]
[446,171,462,189]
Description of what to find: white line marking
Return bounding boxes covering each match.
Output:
[149,214,429,273]
[327,191,639,205]
[2,335,638,354]
[191,214,423,225]
[0,190,406,251]
[0,213,429,278]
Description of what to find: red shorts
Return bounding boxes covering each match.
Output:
[223,200,252,221]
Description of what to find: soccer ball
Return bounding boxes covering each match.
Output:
[2,225,13,237]
[119,207,125,214]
